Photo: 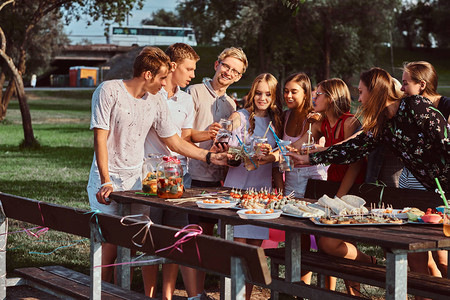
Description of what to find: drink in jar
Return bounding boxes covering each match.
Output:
[156,156,184,199]
[228,146,242,167]
[254,136,268,156]
[142,154,164,194]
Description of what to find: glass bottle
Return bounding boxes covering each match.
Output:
[156,156,184,199]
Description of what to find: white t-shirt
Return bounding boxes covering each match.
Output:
[89,79,176,175]
[144,86,195,171]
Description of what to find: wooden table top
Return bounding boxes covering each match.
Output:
[110,188,450,252]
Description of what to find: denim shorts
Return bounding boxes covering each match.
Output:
[284,165,328,198]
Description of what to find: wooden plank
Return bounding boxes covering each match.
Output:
[265,248,450,299]
[0,193,91,237]
[41,266,152,300]
[0,193,270,286]
[16,267,95,299]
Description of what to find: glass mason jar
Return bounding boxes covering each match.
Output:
[228,146,243,167]
[142,154,164,194]
[156,156,184,199]
[215,118,232,148]
[254,136,268,156]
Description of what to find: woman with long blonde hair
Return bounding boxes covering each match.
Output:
[223,73,283,300]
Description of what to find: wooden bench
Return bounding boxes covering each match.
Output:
[265,248,450,300]
[15,266,155,299]
[0,192,271,300]
[304,178,442,210]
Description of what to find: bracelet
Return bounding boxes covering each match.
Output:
[206,152,212,165]
[100,181,113,187]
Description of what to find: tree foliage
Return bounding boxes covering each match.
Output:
[0,0,144,147]
[395,0,450,49]
[141,9,181,27]
[177,0,401,84]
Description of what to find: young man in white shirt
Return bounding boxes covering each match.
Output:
[87,46,228,283]
[143,43,202,300]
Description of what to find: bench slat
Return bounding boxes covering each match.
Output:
[266,248,450,299]
[41,266,152,300]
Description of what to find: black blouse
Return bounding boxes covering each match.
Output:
[310,95,450,191]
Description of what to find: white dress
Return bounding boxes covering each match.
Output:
[224,109,276,240]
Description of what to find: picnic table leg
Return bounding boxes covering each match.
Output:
[0,204,6,299]
[220,222,234,300]
[385,250,407,300]
[116,202,131,289]
[285,231,302,283]
[230,256,246,300]
[90,221,103,300]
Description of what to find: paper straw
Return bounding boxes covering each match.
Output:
[307,123,312,145]
[235,135,257,169]
[435,178,449,208]
[263,121,272,139]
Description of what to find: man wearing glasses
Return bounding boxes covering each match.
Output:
[186,47,248,299]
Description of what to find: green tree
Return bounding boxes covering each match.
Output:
[0,0,144,147]
[141,9,181,27]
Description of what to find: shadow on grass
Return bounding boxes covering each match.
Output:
[8,101,91,113]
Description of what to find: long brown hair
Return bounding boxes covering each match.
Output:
[358,67,402,137]
[284,72,314,114]
[403,61,439,98]
[244,73,283,137]
[317,78,351,118]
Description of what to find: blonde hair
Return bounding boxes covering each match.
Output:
[284,72,314,114]
[244,73,283,137]
[358,67,403,137]
[402,61,439,98]
[317,78,351,118]
[133,46,170,78]
[165,43,200,64]
[218,47,248,74]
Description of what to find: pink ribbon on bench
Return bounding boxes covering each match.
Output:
[155,224,203,263]
[120,214,155,249]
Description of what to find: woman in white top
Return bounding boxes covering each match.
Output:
[282,72,327,197]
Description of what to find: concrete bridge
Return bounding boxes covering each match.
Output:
[51,44,134,73]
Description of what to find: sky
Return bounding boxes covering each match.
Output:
[64,0,179,44]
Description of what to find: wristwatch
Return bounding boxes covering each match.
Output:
[206,151,212,165]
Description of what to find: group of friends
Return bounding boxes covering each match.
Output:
[86,42,450,300]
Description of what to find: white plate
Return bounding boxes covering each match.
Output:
[237,209,282,220]
[196,200,237,209]
[310,217,407,226]
[282,212,314,219]
[371,208,408,219]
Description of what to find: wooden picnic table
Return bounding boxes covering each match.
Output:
[109,188,450,300]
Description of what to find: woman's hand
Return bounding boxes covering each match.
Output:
[286,152,311,166]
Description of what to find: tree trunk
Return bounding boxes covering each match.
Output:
[322,7,331,81]
[0,74,15,121]
[0,43,37,147]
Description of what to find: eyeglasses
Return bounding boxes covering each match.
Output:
[220,62,241,77]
